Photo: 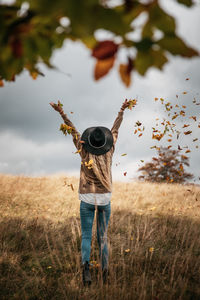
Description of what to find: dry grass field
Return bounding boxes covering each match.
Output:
[0,174,200,300]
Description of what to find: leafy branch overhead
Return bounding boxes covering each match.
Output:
[0,0,199,86]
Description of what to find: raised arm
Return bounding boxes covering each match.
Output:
[111,99,129,144]
[50,101,81,151]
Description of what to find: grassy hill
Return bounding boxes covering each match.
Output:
[0,174,200,299]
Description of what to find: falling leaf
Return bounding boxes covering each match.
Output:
[124,172,127,176]
[125,249,130,253]
[179,164,184,171]
[184,131,192,135]
[186,78,190,80]
[138,133,143,137]
[167,139,172,142]
[70,111,74,114]
[0,79,4,87]
[149,247,154,253]
[178,145,182,150]
[182,124,190,128]
[140,160,144,163]
[190,116,197,121]
[60,124,73,135]
[92,40,118,60]
[74,149,81,154]
[154,97,158,101]
[172,114,178,120]
[185,150,191,153]
[176,95,179,98]
[134,129,137,134]
[121,153,127,156]
[135,121,142,126]
[193,138,198,142]
[152,133,164,141]
[182,91,187,94]
[94,56,115,80]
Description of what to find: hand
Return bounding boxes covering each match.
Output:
[120,99,129,111]
[50,100,64,113]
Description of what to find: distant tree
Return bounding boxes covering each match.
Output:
[0,0,199,86]
[138,147,193,183]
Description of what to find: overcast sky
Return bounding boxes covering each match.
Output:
[0,0,200,183]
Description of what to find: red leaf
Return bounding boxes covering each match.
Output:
[94,57,115,80]
[0,79,4,87]
[92,40,118,60]
[11,37,23,58]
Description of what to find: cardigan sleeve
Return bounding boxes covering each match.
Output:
[60,111,82,152]
[111,110,124,144]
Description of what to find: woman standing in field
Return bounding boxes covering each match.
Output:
[50,99,129,286]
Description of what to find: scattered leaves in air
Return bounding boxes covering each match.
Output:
[74,149,81,154]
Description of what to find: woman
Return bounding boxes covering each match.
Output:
[50,99,129,285]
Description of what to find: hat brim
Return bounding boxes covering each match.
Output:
[81,127,114,155]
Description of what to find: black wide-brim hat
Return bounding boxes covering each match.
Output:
[81,126,114,155]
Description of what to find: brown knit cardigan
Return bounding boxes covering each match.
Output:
[60,110,124,194]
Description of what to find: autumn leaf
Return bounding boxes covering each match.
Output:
[60,124,74,135]
[30,71,38,80]
[94,57,115,80]
[154,97,158,101]
[119,58,133,87]
[138,133,143,137]
[124,172,127,176]
[0,79,4,87]
[184,131,192,135]
[185,149,191,153]
[127,99,137,110]
[135,121,142,126]
[152,133,164,141]
[182,91,187,94]
[92,40,118,60]
[182,124,190,128]
[121,153,127,156]
[193,138,198,142]
[190,116,197,121]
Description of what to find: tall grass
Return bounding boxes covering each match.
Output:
[0,174,200,299]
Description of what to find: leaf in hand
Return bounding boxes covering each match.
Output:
[127,99,137,110]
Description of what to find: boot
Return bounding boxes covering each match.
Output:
[82,261,91,286]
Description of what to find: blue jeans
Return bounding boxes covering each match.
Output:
[80,201,111,270]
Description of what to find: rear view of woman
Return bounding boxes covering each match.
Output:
[50,99,129,285]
